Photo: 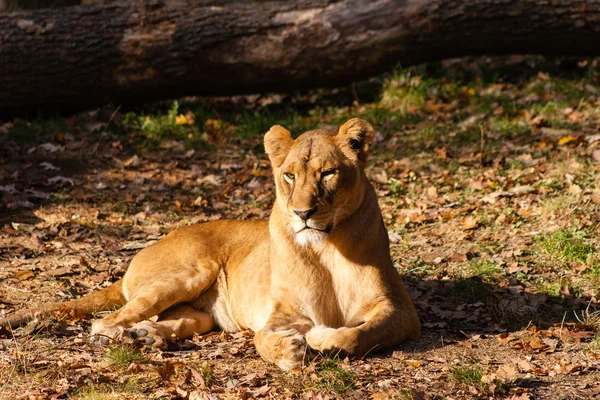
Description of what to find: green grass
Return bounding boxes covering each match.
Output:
[105,344,146,367]
[466,259,503,282]
[74,377,152,400]
[448,277,492,303]
[535,279,564,297]
[491,117,530,138]
[197,361,213,388]
[590,334,600,351]
[393,389,416,400]
[449,364,513,395]
[233,109,319,138]
[388,178,406,198]
[537,228,596,266]
[450,365,484,386]
[406,257,437,278]
[311,356,356,393]
[121,101,211,149]
[5,116,68,145]
[74,387,112,400]
[381,68,432,114]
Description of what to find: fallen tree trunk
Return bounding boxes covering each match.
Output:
[1,0,600,117]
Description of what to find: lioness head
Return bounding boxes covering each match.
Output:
[264,118,374,246]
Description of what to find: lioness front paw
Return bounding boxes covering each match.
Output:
[306,326,355,354]
[128,321,166,349]
[276,330,308,371]
[90,319,125,346]
[257,329,308,371]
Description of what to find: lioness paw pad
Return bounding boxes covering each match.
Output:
[128,321,166,349]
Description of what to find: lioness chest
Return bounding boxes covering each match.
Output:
[288,244,386,329]
[192,223,383,333]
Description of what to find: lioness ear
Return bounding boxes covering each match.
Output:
[337,118,374,165]
[264,125,294,168]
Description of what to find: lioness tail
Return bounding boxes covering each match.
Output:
[0,278,125,330]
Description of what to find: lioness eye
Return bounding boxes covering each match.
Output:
[283,172,295,183]
[321,169,337,180]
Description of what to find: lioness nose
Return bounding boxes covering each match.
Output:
[294,206,317,221]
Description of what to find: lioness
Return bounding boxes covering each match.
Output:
[1,118,420,370]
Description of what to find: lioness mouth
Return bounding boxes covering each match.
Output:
[298,224,333,234]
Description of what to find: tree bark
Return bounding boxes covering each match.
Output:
[1,0,600,117]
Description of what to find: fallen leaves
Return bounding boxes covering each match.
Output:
[461,216,479,231]
[497,323,597,358]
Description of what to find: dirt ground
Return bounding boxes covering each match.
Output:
[1,57,600,399]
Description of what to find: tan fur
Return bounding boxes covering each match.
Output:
[0,118,420,370]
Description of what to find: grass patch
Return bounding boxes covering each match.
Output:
[311,356,356,394]
[122,101,212,149]
[4,116,67,145]
[196,361,214,388]
[233,109,319,138]
[448,277,492,303]
[74,387,112,400]
[590,334,600,351]
[491,117,530,138]
[537,228,596,266]
[392,389,417,400]
[451,364,513,395]
[450,365,484,386]
[105,344,146,367]
[74,378,151,400]
[466,259,503,282]
[536,280,563,297]
[381,68,432,113]
[388,178,406,198]
[406,257,437,278]
[416,125,441,141]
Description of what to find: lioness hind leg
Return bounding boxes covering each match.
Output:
[128,304,214,348]
[91,272,216,345]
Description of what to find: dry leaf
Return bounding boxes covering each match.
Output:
[187,367,207,389]
[558,135,577,145]
[448,251,469,262]
[517,208,534,218]
[510,185,535,196]
[14,270,35,280]
[246,385,270,397]
[45,266,75,277]
[496,364,518,382]
[435,147,447,159]
[515,359,534,372]
[461,216,479,230]
[567,184,582,195]
[156,361,177,381]
[426,186,437,198]
[371,392,391,400]
[528,336,547,351]
[189,390,220,400]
